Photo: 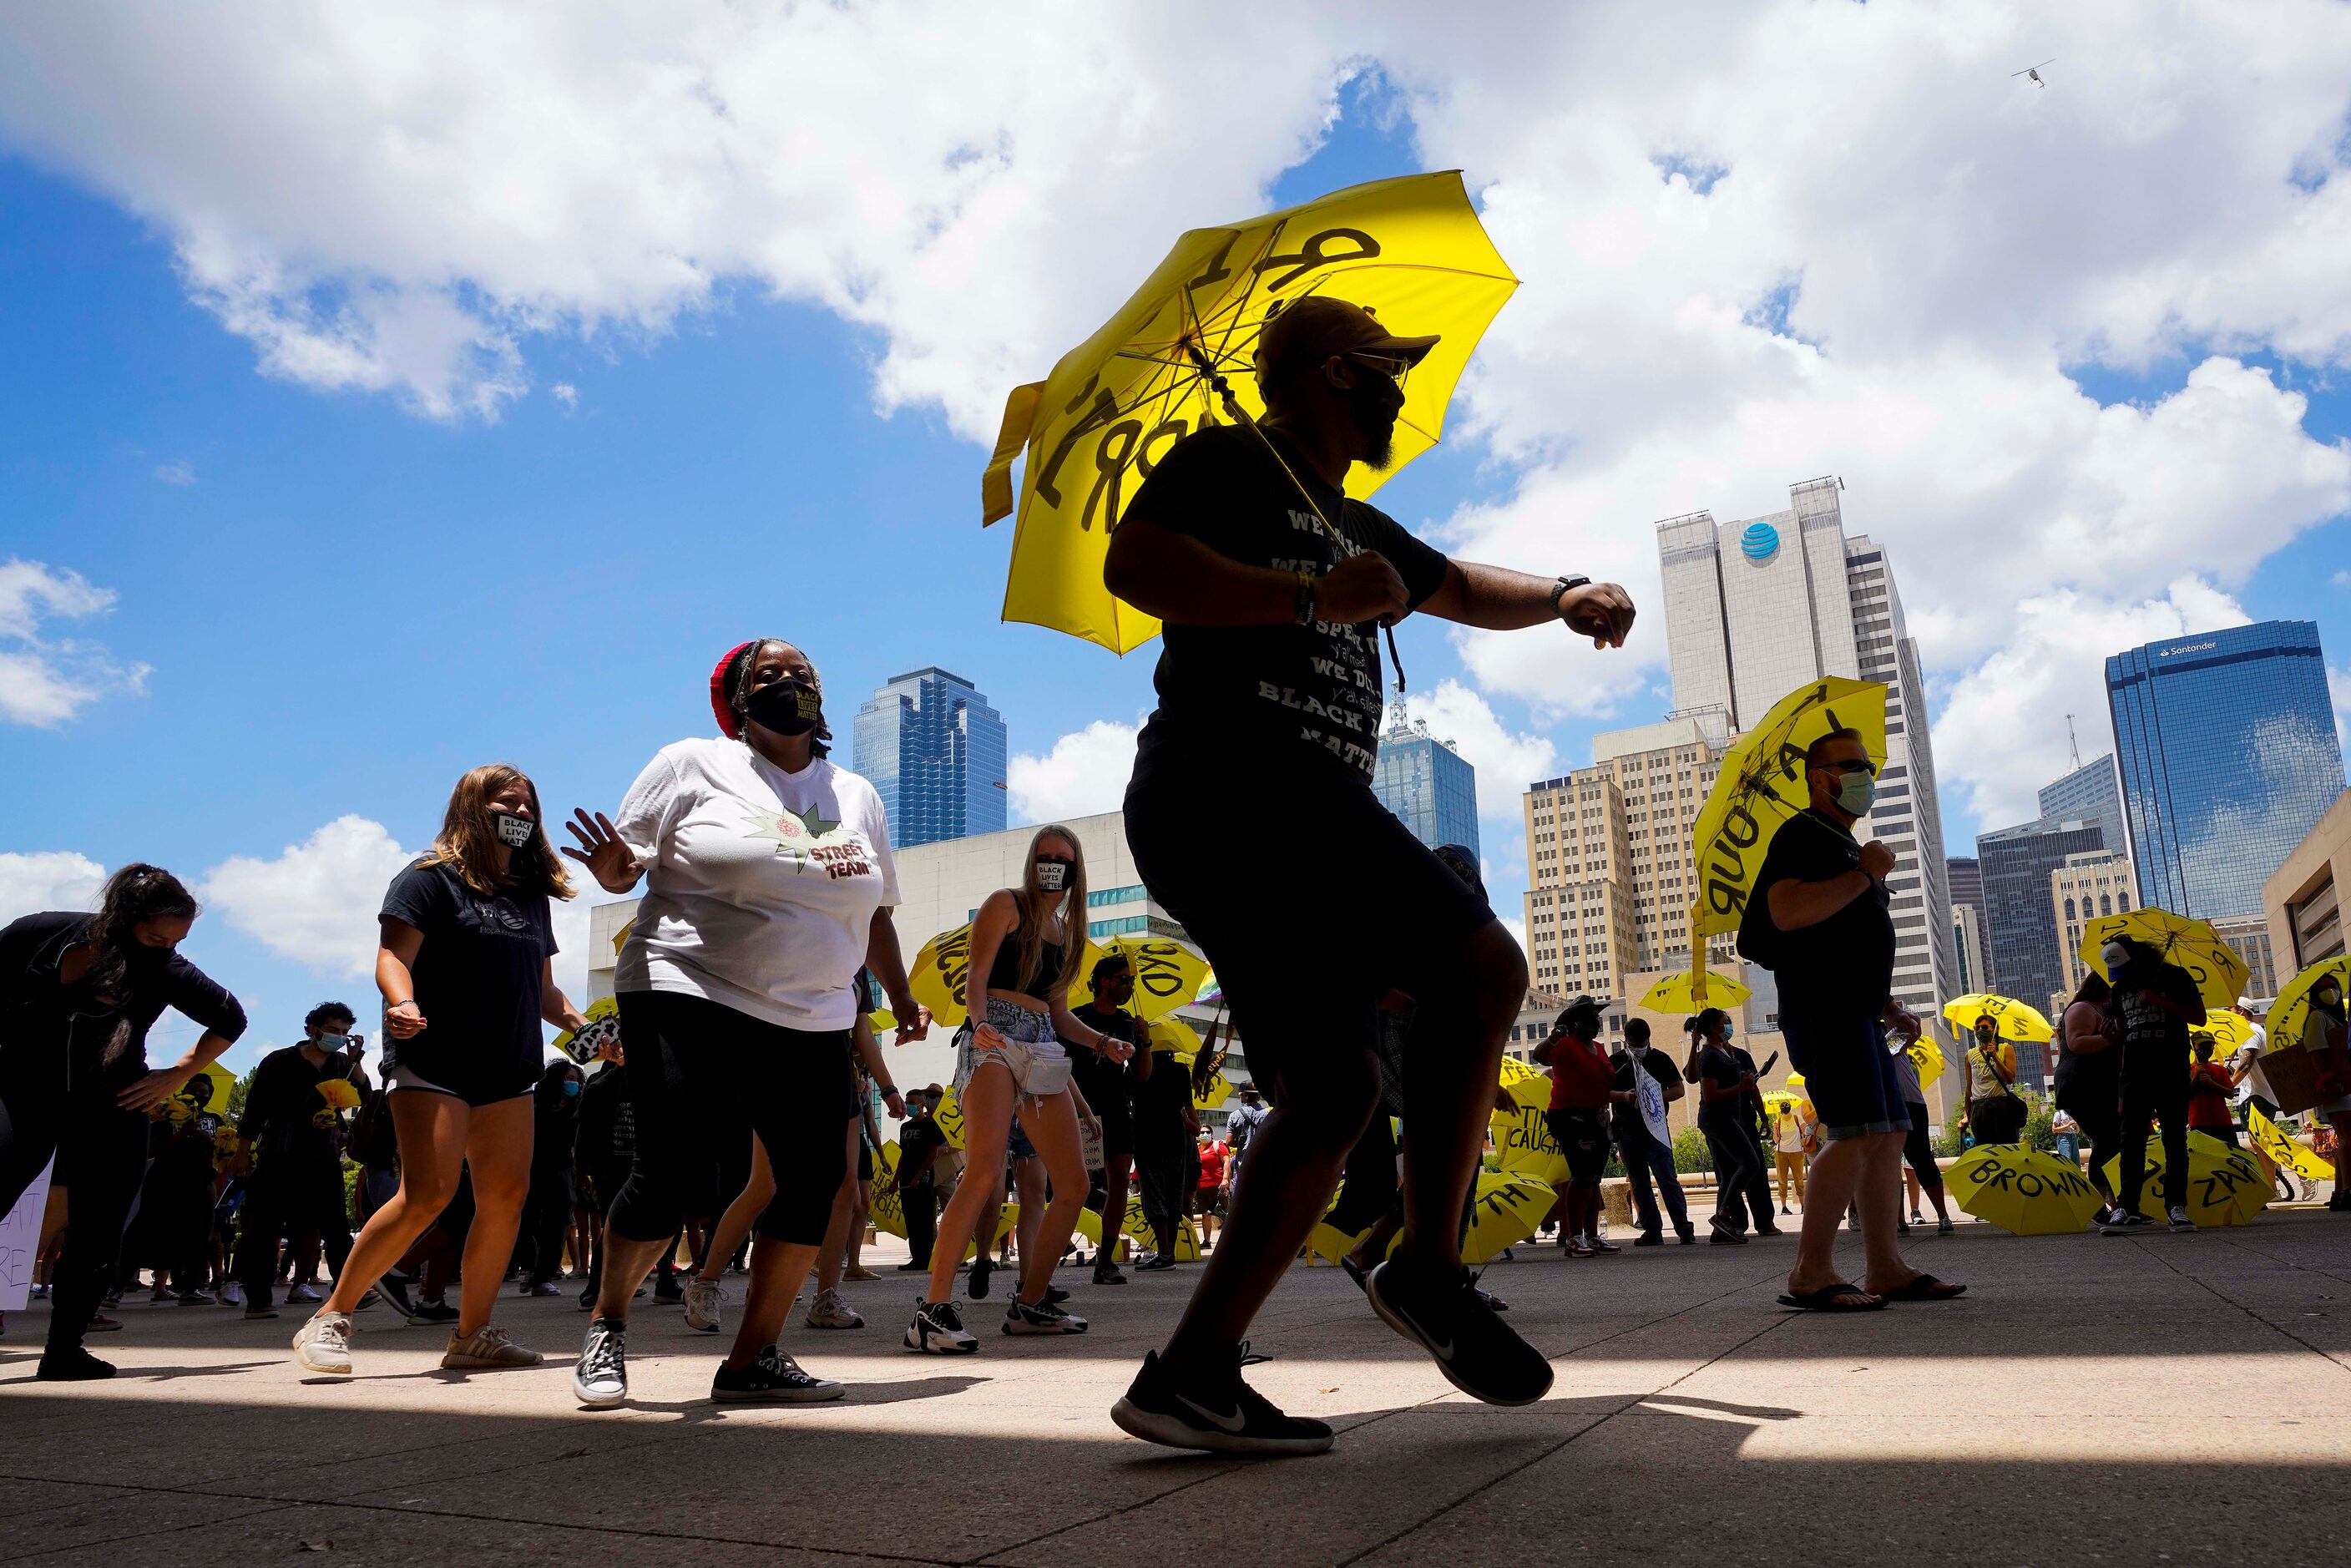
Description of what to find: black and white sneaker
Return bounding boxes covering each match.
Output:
[1092,1261,1128,1285]
[2100,1209,2156,1236]
[905,1298,978,1354]
[573,1318,628,1408]
[372,1275,425,1324]
[1366,1257,1553,1407]
[2167,1206,2198,1232]
[1004,1296,1089,1334]
[710,1347,842,1404]
[1110,1345,1332,1456]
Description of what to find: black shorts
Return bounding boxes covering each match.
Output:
[857,1140,873,1181]
[1546,1107,1610,1182]
[1125,766,1494,1091]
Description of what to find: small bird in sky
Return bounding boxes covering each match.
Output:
[2013,58,2056,87]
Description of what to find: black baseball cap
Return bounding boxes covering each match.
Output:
[1255,296,1439,393]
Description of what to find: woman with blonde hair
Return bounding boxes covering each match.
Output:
[907,825,1131,1352]
[292,764,588,1378]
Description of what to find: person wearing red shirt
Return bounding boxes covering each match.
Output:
[1542,996,1625,1258]
[1192,1135,1227,1248]
[2186,1034,2238,1150]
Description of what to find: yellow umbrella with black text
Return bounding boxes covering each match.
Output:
[2077,908,2251,1013]
[1071,935,1212,1023]
[1944,1145,2105,1235]
[2268,954,2347,1051]
[1942,994,2054,1044]
[2099,1130,2268,1227]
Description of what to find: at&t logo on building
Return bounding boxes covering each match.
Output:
[1739,521,1780,563]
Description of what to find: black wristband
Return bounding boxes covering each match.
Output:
[1551,574,1591,616]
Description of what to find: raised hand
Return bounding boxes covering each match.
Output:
[1559,582,1636,649]
[562,808,643,894]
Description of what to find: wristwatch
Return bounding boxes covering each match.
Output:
[1294,571,1319,626]
[1550,574,1590,618]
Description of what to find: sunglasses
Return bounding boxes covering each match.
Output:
[1815,758,1877,777]
[1342,351,1415,387]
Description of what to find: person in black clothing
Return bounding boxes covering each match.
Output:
[1607,1019,1694,1245]
[573,1032,635,1308]
[1128,1010,1196,1272]
[1066,953,1148,1284]
[296,764,589,1378]
[1686,1011,1759,1245]
[1743,728,1957,1311]
[124,1107,225,1303]
[2055,972,2126,1225]
[1100,294,1635,1454]
[0,863,249,1379]
[234,1002,367,1318]
[2098,937,2207,1234]
[890,1086,950,1271]
[1722,1029,1782,1237]
[518,1060,584,1293]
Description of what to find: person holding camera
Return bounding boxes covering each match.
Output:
[1743,728,1959,1310]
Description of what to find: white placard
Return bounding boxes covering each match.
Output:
[0,1159,57,1312]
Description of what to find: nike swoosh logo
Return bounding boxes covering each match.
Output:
[1174,1392,1247,1433]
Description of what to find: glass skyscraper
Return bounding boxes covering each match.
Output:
[2036,755,2129,888]
[1373,716,1479,860]
[2106,620,2345,918]
[851,667,1008,850]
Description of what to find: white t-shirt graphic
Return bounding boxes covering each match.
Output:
[613,738,897,1030]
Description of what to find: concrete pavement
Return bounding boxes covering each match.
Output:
[4,1211,2349,1565]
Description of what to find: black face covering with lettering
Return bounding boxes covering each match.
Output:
[744,677,823,737]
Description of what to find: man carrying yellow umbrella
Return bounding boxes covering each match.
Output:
[2080,920,2220,1235]
[990,173,1636,1455]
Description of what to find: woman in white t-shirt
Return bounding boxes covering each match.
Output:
[559,638,930,1409]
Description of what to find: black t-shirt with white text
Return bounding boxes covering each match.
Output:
[1608,1045,1681,1138]
[1747,810,1895,1020]
[379,857,557,1095]
[1123,424,1451,789]
[2112,961,2204,1084]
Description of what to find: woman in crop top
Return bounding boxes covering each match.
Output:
[906,826,1129,1353]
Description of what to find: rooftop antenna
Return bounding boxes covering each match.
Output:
[2065,714,2082,771]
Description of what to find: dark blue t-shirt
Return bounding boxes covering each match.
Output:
[379,857,555,1096]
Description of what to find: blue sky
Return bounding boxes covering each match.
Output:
[5,16,2348,1072]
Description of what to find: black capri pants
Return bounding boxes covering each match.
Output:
[1902,1102,1943,1191]
[608,990,852,1248]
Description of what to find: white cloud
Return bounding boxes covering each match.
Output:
[151,458,195,485]
[1400,680,1558,821]
[550,382,578,408]
[1007,720,1139,827]
[2332,664,2350,753]
[0,558,149,726]
[0,850,106,923]
[202,816,417,979]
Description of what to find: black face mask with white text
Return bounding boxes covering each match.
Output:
[744,677,824,737]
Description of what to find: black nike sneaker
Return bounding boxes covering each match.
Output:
[1110,1345,1332,1456]
[1365,1256,1553,1406]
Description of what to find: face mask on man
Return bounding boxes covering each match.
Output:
[561,1079,581,1098]
[1034,856,1077,892]
[1834,770,1876,816]
[2101,941,2135,990]
[316,1031,347,1052]
[744,676,823,736]
[493,812,534,848]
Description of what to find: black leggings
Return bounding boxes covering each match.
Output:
[607,991,851,1248]
[2057,1076,2123,1196]
[0,1075,148,1356]
[1902,1104,1943,1191]
[235,1155,353,1307]
[2120,1068,2190,1214]
[1699,1115,1760,1233]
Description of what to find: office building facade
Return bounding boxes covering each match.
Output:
[1373,714,1480,859]
[2106,620,2346,918]
[2038,756,2132,902]
[2050,852,2135,1007]
[1952,903,1986,995]
[852,667,1009,850]
[2265,787,2349,979]
[1978,817,2107,1057]
[1656,478,1958,1019]
[2211,913,2281,1004]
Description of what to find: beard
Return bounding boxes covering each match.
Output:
[1348,382,1399,471]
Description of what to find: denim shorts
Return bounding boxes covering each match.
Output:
[1782,1014,1909,1141]
[956,995,1072,1100]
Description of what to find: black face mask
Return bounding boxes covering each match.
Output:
[1034,856,1077,892]
[744,677,823,737]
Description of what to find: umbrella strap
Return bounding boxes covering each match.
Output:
[1186,342,1408,695]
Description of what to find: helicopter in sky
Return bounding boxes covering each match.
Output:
[2013,58,2056,87]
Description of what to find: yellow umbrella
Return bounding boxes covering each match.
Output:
[174,1061,239,1118]
[1905,1035,1947,1090]
[1071,935,1212,1023]
[1943,994,2055,1044]
[1146,1017,1201,1055]
[1784,1070,1806,1089]
[1489,1100,1569,1186]
[983,170,1518,653]
[1944,1146,2106,1235]
[868,1142,907,1237]
[1639,969,1752,1014]
[2077,908,2251,1012]
[1686,677,1889,948]
[2268,955,2348,1053]
[910,921,1106,1026]
[1761,1090,1807,1119]
[2099,1131,2268,1227]
[2247,1105,2333,1184]
[931,1089,967,1152]
[1172,1052,1235,1110]
[1499,1055,1548,1098]
[1464,1171,1555,1265]
[1073,1196,1201,1262]
[2192,1013,2254,1055]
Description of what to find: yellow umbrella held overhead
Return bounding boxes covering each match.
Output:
[2194,1012,2254,1055]
[1944,1146,2105,1236]
[1640,970,1752,1014]
[1942,994,2054,1044]
[2269,955,2348,1052]
[1071,935,1212,1023]
[983,170,1518,655]
[2077,908,2251,1012]
[1688,678,1888,942]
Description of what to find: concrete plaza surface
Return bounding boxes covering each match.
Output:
[4,1213,2349,1566]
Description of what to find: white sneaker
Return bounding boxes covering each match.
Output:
[441,1325,544,1368]
[683,1276,725,1333]
[220,1282,242,1308]
[286,1283,322,1304]
[292,1312,354,1376]
[905,1298,978,1354]
[574,1319,628,1407]
[806,1288,863,1329]
[2167,1206,2198,1232]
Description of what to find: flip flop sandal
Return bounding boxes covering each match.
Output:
[1777,1282,1885,1312]
[1878,1273,1966,1302]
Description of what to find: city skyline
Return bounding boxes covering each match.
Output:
[851,666,1009,852]
[1372,714,1483,862]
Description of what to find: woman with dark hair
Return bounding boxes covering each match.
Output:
[293,764,589,1377]
[562,638,929,1407]
[1685,1009,1758,1245]
[518,1059,586,1294]
[908,824,1129,1353]
[2055,971,2126,1227]
[0,863,248,1379]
